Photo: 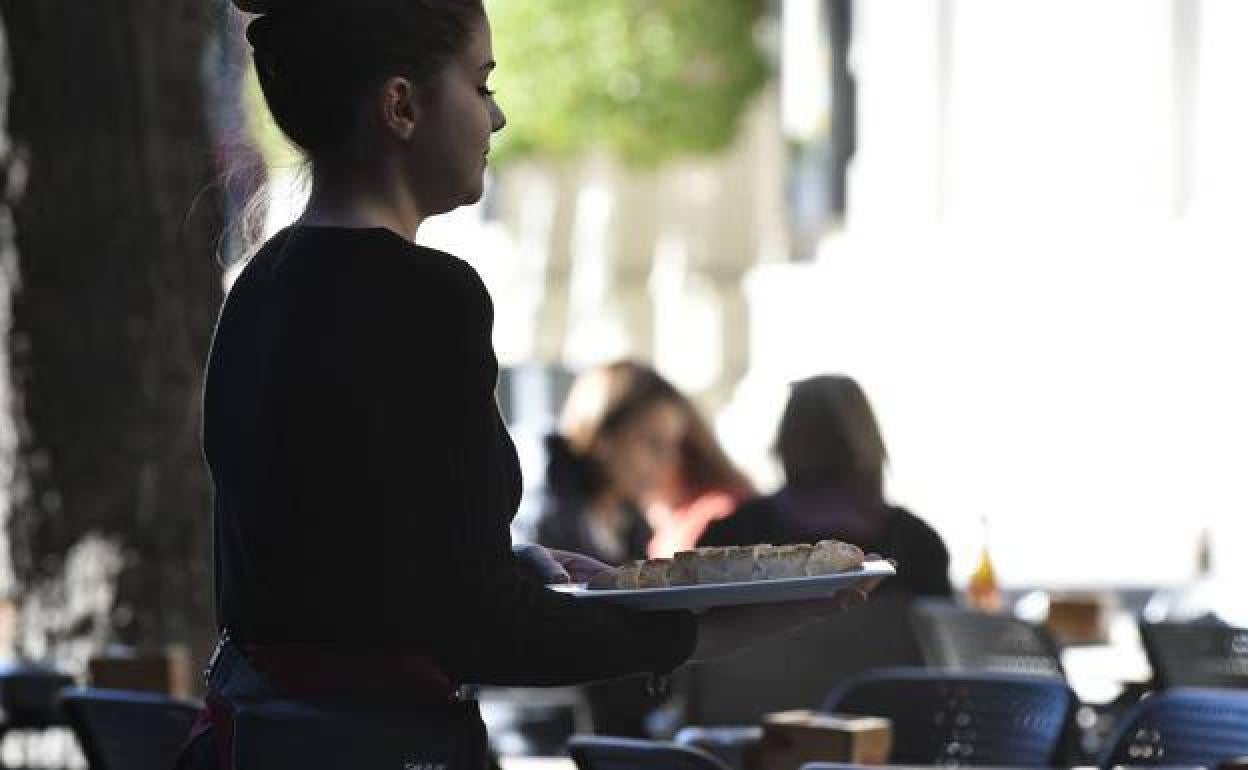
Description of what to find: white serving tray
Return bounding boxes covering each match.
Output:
[550,559,895,612]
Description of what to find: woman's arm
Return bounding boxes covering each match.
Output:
[334,255,697,686]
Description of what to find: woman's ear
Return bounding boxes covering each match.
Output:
[379,76,420,141]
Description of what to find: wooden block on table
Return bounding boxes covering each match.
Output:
[759,709,891,770]
[1046,592,1113,646]
[88,645,193,698]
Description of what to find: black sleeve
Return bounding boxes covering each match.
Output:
[334,257,697,686]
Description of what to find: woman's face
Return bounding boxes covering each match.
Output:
[593,401,688,505]
[407,14,506,213]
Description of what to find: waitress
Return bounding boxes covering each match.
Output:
[186,1,880,767]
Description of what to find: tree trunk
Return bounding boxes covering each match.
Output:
[0,1,223,669]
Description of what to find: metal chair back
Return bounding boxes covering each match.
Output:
[910,599,1065,679]
[1097,687,1248,768]
[568,735,731,770]
[822,667,1077,765]
[1139,621,1248,690]
[60,687,200,770]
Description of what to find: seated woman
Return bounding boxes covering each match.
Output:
[646,407,755,559]
[536,360,688,566]
[700,374,953,599]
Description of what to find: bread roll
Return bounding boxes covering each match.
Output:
[694,547,731,585]
[587,569,617,590]
[638,558,673,589]
[723,546,762,582]
[586,561,643,590]
[669,551,700,586]
[617,561,644,589]
[759,544,812,579]
[754,545,782,578]
[806,540,865,575]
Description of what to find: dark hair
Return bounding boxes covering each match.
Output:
[775,374,888,501]
[237,0,485,161]
[669,408,755,506]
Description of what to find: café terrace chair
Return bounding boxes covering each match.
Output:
[0,663,77,769]
[568,735,731,770]
[911,599,1164,763]
[821,667,1077,766]
[60,687,201,770]
[679,595,925,727]
[0,661,76,735]
[669,597,924,770]
[909,599,1066,679]
[1096,687,1248,768]
[1138,621,1248,690]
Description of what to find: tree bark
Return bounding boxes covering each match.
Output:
[0,1,223,667]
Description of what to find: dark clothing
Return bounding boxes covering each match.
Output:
[203,226,695,687]
[700,488,954,600]
[535,509,650,569]
[178,637,487,770]
[534,434,651,566]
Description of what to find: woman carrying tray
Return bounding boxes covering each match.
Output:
[183,2,884,768]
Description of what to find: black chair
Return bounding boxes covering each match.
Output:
[822,667,1077,766]
[1097,687,1248,767]
[0,662,75,734]
[1139,621,1248,689]
[60,687,201,770]
[568,735,730,770]
[910,600,1065,679]
[673,725,762,770]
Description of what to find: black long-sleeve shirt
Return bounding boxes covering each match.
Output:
[202,226,696,686]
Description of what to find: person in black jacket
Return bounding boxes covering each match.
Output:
[702,375,953,599]
[184,3,882,768]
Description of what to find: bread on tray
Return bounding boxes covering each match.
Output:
[584,540,865,591]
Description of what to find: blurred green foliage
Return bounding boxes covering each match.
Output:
[488,0,771,167]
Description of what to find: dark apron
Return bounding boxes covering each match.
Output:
[176,634,488,770]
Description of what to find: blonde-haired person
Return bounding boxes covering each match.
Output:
[701,375,952,599]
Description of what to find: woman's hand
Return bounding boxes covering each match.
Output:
[545,548,615,584]
[690,555,893,663]
[512,545,615,585]
[512,544,573,584]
